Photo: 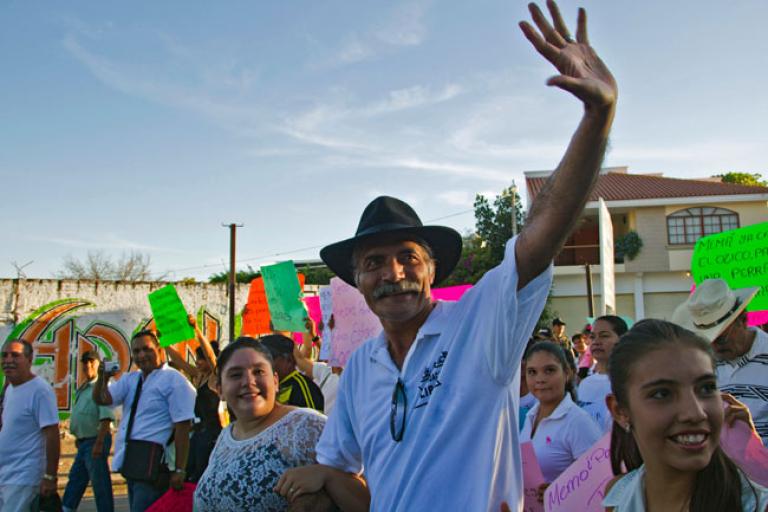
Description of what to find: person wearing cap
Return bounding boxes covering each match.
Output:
[260,334,325,413]
[672,278,767,443]
[276,3,618,510]
[550,317,576,363]
[62,351,115,512]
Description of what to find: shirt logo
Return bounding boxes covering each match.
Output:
[414,351,447,409]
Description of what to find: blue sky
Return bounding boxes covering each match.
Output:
[2,1,766,281]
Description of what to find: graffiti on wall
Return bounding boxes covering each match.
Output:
[1,299,224,417]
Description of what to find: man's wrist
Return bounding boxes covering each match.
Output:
[42,473,57,482]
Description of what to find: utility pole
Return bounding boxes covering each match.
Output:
[510,182,518,238]
[222,223,243,343]
[584,263,595,317]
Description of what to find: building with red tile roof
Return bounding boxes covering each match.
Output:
[523,167,768,329]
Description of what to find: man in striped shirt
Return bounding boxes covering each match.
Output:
[673,279,767,442]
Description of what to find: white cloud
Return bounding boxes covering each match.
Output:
[26,233,180,253]
[327,0,432,66]
[336,36,374,64]
[436,190,475,207]
[374,0,431,47]
[363,84,462,116]
[62,34,261,130]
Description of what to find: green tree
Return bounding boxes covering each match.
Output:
[297,264,335,285]
[443,184,554,331]
[208,265,260,284]
[717,172,767,187]
[473,185,525,266]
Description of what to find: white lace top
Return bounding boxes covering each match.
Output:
[194,408,326,512]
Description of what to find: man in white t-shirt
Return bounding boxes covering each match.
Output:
[0,339,60,512]
[276,3,618,510]
[673,279,768,443]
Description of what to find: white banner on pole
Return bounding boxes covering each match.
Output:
[598,198,615,315]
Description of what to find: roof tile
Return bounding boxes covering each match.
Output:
[525,173,768,203]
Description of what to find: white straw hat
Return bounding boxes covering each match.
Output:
[671,279,759,342]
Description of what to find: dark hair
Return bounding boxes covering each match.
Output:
[524,341,576,400]
[608,319,756,511]
[131,329,160,346]
[216,337,275,384]
[594,315,629,337]
[196,341,220,360]
[259,334,295,360]
[3,339,34,359]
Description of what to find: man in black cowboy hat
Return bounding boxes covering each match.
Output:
[277,2,618,510]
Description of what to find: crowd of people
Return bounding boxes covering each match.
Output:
[1,1,767,511]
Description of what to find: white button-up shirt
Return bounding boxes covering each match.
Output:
[316,237,552,512]
[520,394,602,482]
[108,364,195,471]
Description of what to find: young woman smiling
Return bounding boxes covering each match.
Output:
[520,342,602,485]
[578,315,628,431]
[604,320,768,511]
[193,338,330,511]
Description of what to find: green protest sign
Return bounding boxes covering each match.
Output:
[261,260,306,332]
[691,222,768,311]
[147,284,195,347]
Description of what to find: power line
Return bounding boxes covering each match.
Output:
[158,208,474,278]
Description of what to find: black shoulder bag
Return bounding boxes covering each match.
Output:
[119,375,168,483]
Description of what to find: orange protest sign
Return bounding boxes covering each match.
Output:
[241,274,305,336]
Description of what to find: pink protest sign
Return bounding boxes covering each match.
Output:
[720,418,768,486]
[432,284,472,302]
[521,442,545,512]
[329,277,382,367]
[544,432,612,512]
[747,310,768,327]
[303,296,322,325]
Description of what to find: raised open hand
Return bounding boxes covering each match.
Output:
[519,0,617,112]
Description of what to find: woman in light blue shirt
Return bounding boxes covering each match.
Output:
[603,320,767,511]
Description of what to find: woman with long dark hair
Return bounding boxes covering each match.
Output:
[520,342,601,486]
[604,319,767,511]
[578,315,628,430]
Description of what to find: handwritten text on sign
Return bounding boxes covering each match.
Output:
[147,285,195,347]
[261,261,306,332]
[521,442,545,512]
[544,432,612,512]
[318,286,333,361]
[691,222,768,311]
[329,277,382,367]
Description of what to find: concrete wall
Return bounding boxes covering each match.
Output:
[624,206,670,273]
[0,279,250,417]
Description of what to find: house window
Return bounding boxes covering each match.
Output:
[667,207,739,245]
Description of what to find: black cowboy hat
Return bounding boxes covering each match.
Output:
[320,196,463,287]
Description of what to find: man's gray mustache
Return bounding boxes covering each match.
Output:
[372,281,422,299]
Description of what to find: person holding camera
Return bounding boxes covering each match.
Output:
[94,330,195,512]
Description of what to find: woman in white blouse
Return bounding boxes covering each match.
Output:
[520,342,602,488]
[577,315,628,431]
[193,337,331,512]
